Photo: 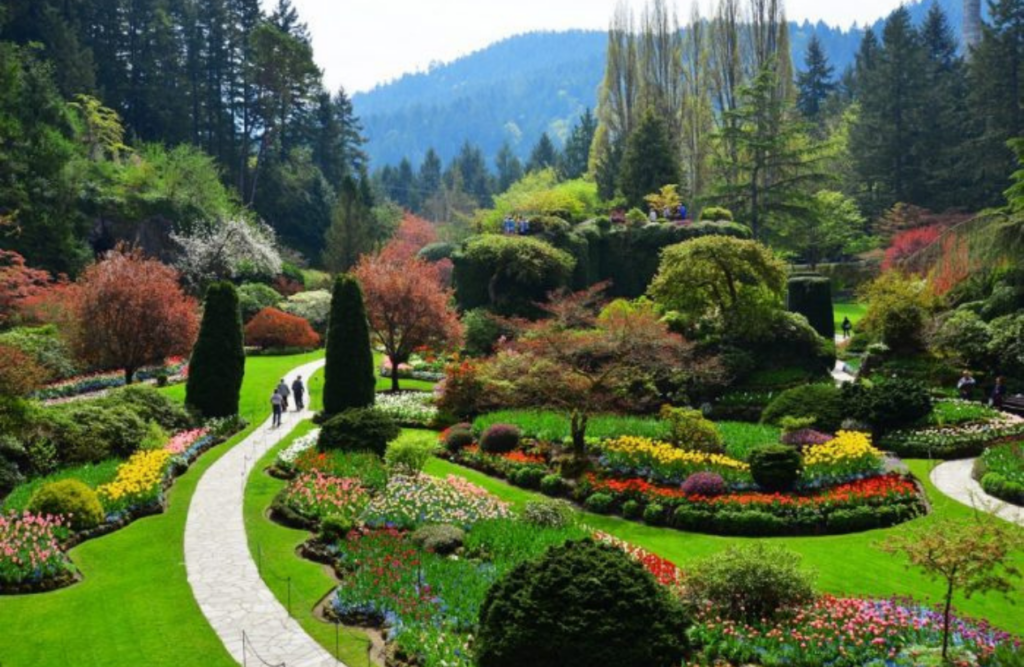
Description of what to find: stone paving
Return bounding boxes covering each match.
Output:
[184,359,346,667]
[930,458,1024,527]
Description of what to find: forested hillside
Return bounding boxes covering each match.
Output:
[355,0,968,167]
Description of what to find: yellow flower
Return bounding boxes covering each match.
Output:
[803,431,882,467]
[601,436,749,472]
[98,450,172,505]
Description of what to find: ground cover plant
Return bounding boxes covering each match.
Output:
[974,441,1024,506]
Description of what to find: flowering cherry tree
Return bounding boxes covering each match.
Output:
[172,218,282,290]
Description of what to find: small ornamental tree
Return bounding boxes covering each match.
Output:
[476,539,689,667]
[0,250,53,327]
[186,282,246,418]
[883,517,1022,661]
[354,245,462,392]
[0,344,48,397]
[243,307,320,351]
[323,274,375,415]
[388,213,438,260]
[66,247,199,384]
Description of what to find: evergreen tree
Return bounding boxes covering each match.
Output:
[495,142,524,193]
[322,274,375,415]
[558,109,597,180]
[618,108,679,209]
[186,282,246,418]
[527,132,559,173]
[322,176,376,272]
[418,148,443,207]
[796,36,836,122]
[448,141,492,207]
[394,158,418,210]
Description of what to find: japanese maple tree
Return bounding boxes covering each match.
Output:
[388,213,438,260]
[0,250,54,327]
[354,244,462,392]
[66,247,199,383]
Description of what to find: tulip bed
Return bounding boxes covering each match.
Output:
[0,512,75,590]
[448,426,925,536]
[881,413,1024,460]
[32,358,188,401]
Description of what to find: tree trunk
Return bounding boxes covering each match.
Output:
[942,579,954,661]
[124,367,136,385]
[570,410,588,459]
[390,355,401,393]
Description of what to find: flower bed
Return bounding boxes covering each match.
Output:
[97,450,174,516]
[689,595,1021,667]
[273,430,320,475]
[32,358,188,401]
[374,392,439,427]
[974,442,1024,506]
[881,418,1024,459]
[597,436,750,486]
[0,512,76,593]
[279,471,368,524]
[379,354,446,382]
[362,474,513,530]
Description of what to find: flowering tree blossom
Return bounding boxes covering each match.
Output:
[172,218,282,290]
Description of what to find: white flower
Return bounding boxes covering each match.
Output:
[277,430,320,465]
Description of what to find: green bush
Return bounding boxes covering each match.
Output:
[323,275,376,415]
[410,524,465,555]
[319,515,355,543]
[476,539,690,667]
[660,405,723,453]
[622,499,643,519]
[443,424,475,453]
[462,309,510,357]
[480,424,521,454]
[237,283,282,322]
[685,543,815,622]
[749,445,803,492]
[417,242,455,263]
[584,492,615,514]
[511,467,545,489]
[643,503,667,525]
[38,403,150,463]
[841,378,932,434]
[787,275,835,340]
[187,282,246,419]
[540,473,567,497]
[384,438,437,475]
[715,510,788,536]
[0,325,78,379]
[523,499,575,528]
[754,311,836,374]
[0,435,27,497]
[102,385,191,431]
[761,383,844,432]
[318,409,400,458]
[981,473,1024,505]
[700,206,734,221]
[28,479,105,530]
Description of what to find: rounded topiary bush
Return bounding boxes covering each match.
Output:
[479,424,521,454]
[841,378,932,434]
[28,479,105,531]
[442,423,475,453]
[787,275,835,340]
[319,409,400,458]
[700,206,734,222]
[761,383,844,432]
[523,499,575,528]
[661,406,724,453]
[540,473,568,497]
[681,472,727,496]
[476,539,690,667]
[749,445,803,492]
[410,524,466,555]
[685,543,815,623]
[584,492,615,514]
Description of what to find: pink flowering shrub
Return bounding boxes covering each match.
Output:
[281,471,368,523]
[0,512,75,586]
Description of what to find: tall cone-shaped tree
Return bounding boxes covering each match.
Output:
[323,274,375,415]
[186,282,246,418]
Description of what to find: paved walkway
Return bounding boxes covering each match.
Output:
[185,358,344,667]
[930,458,1024,527]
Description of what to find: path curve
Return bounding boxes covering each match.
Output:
[930,458,1024,527]
[185,358,343,667]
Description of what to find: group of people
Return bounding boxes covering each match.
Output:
[502,215,531,235]
[271,375,306,428]
[648,204,689,223]
[957,370,1008,408]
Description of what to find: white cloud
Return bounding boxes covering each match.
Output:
[275,0,913,93]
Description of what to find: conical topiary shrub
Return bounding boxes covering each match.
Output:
[323,274,375,416]
[186,281,245,418]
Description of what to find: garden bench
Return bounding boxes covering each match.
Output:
[1000,395,1024,416]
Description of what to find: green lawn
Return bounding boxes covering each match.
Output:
[242,417,377,666]
[834,301,868,333]
[416,429,1024,633]
[372,352,437,393]
[2,459,121,512]
[0,352,322,667]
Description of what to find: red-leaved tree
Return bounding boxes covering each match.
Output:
[882,224,942,271]
[0,344,49,397]
[388,213,438,260]
[244,307,321,351]
[0,250,55,327]
[66,247,199,383]
[354,244,462,392]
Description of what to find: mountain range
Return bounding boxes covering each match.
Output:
[353,0,970,168]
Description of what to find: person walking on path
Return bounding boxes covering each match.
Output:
[841,316,853,340]
[291,375,305,411]
[991,376,1007,409]
[957,370,977,400]
[271,391,283,428]
[276,378,291,411]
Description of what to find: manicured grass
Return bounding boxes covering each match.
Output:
[474,409,669,441]
[2,459,121,512]
[717,421,781,460]
[834,301,867,332]
[0,352,322,667]
[421,433,1024,633]
[242,416,376,666]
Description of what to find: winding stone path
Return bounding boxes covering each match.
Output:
[185,358,344,667]
[930,458,1024,527]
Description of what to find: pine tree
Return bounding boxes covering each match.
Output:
[395,158,418,210]
[527,133,558,173]
[322,274,375,415]
[418,148,443,206]
[618,108,679,209]
[558,109,596,180]
[796,36,836,122]
[495,142,524,193]
[448,141,492,207]
[186,282,246,418]
[323,176,376,273]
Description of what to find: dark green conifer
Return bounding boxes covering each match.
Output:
[186,282,246,418]
[322,274,375,415]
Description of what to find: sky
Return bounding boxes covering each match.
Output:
[277,0,915,94]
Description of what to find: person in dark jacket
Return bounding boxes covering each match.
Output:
[292,375,305,411]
